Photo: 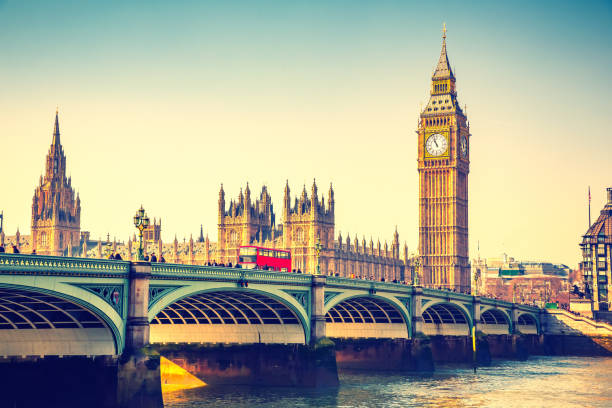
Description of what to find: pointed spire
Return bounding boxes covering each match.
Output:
[198,224,205,242]
[52,108,61,147]
[432,23,454,80]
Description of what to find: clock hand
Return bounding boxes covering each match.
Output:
[434,139,438,148]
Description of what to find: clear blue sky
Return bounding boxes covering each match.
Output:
[1,0,611,267]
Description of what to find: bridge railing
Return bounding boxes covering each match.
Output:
[421,287,474,301]
[326,275,414,293]
[151,263,312,285]
[480,297,514,308]
[0,253,130,275]
[516,304,541,313]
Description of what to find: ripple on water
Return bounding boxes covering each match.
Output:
[163,356,612,408]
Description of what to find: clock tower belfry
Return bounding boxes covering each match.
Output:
[417,25,470,291]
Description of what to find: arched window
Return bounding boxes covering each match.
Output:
[295,228,304,243]
[229,230,238,244]
[40,232,47,247]
[59,233,63,249]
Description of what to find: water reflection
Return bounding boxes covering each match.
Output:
[163,357,612,408]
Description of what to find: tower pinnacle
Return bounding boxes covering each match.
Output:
[433,24,454,80]
[52,109,61,147]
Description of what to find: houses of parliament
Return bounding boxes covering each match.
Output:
[1,28,471,291]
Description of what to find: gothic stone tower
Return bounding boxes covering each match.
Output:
[417,27,470,291]
[282,180,334,273]
[217,183,276,264]
[31,110,81,256]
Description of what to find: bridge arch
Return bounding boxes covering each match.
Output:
[324,294,411,339]
[479,308,512,334]
[149,287,309,344]
[0,284,121,356]
[421,301,472,336]
[516,312,539,334]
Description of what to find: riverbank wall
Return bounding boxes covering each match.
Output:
[153,340,338,388]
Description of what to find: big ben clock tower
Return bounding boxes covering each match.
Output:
[417,25,470,291]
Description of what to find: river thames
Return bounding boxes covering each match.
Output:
[163,356,612,407]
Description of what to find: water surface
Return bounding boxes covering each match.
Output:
[164,356,612,407]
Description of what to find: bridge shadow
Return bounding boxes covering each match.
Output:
[0,356,119,408]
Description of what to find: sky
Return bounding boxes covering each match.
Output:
[1,0,611,268]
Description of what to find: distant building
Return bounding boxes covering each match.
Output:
[143,218,162,244]
[471,254,570,306]
[580,187,612,312]
[30,110,81,256]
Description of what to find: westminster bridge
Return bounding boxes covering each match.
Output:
[0,253,542,357]
[2,253,577,408]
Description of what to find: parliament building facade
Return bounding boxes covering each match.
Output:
[216,181,407,280]
[4,28,471,291]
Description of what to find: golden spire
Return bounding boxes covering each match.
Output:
[432,23,454,80]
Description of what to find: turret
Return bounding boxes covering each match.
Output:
[245,182,251,214]
[328,183,335,215]
[311,179,318,216]
[283,180,291,219]
[299,185,308,215]
[392,227,400,259]
[218,184,225,221]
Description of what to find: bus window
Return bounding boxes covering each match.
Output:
[240,247,257,256]
[239,255,257,263]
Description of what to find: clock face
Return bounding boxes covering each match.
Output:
[425,133,448,156]
[460,136,468,158]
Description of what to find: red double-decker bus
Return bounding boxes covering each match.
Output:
[238,246,291,272]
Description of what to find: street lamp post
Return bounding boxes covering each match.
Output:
[133,205,150,261]
[315,238,323,275]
